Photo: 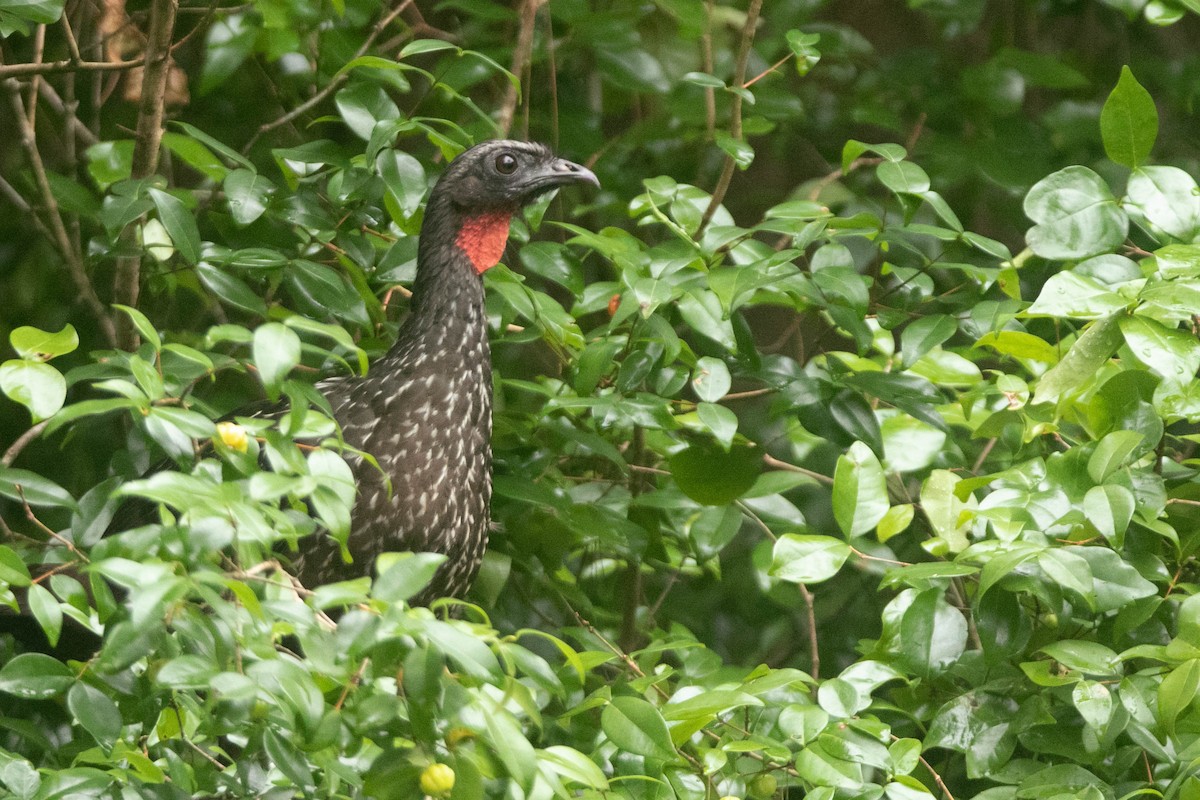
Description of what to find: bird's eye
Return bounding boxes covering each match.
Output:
[495,153,518,174]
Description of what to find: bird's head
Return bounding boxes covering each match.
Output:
[430,140,599,274]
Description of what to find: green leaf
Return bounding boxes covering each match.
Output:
[1087,430,1146,482]
[1100,66,1158,169]
[833,441,889,537]
[1083,485,1135,546]
[715,132,754,170]
[252,322,301,395]
[770,534,851,584]
[0,545,32,586]
[224,169,274,225]
[376,149,427,217]
[0,653,74,699]
[877,160,930,195]
[1039,640,1120,676]
[0,467,76,509]
[67,682,122,749]
[696,402,738,449]
[1120,315,1200,385]
[893,589,968,678]
[669,441,760,506]
[1032,314,1124,404]
[920,470,970,553]
[900,315,956,367]
[1126,166,1200,241]
[335,80,401,140]
[1024,166,1128,260]
[148,188,201,265]
[0,359,66,422]
[27,583,62,648]
[691,357,731,402]
[9,324,78,361]
[373,552,448,604]
[1026,272,1128,318]
[196,263,267,315]
[540,746,609,790]
[601,696,678,762]
[113,304,162,351]
[877,504,915,542]
[1159,659,1200,735]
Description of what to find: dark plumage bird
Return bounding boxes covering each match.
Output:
[287,140,597,602]
[0,142,596,659]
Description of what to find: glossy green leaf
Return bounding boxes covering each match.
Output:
[833,441,889,537]
[770,534,851,584]
[601,696,678,762]
[224,169,274,225]
[1100,66,1158,169]
[0,359,65,422]
[0,653,74,699]
[1024,166,1128,260]
[9,324,78,361]
[149,188,202,265]
[669,441,760,506]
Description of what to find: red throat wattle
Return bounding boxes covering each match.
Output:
[456,211,513,274]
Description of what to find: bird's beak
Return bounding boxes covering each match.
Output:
[524,157,600,195]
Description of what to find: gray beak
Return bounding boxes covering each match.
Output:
[524,157,600,195]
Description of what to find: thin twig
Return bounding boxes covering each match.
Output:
[1,421,49,468]
[697,0,762,235]
[0,56,147,79]
[762,453,833,485]
[497,0,545,137]
[17,485,89,561]
[245,0,412,152]
[700,0,715,140]
[3,79,116,345]
[334,657,371,710]
[798,583,819,678]
[112,0,180,350]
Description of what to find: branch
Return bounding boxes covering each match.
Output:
[697,0,763,236]
[1,421,49,468]
[112,0,179,350]
[246,0,412,152]
[0,56,146,79]
[3,79,117,346]
[496,0,546,138]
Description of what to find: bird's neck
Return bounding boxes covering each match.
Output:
[389,194,505,364]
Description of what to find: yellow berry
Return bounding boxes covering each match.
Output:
[216,421,249,453]
[419,763,456,797]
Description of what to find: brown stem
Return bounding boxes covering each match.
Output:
[798,583,819,678]
[497,0,546,138]
[762,452,833,485]
[112,0,179,350]
[697,0,762,235]
[245,0,411,152]
[0,56,146,79]
[1,421,49,468]
[3,80,116,346]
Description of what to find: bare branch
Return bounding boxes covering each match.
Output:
[697,0,763,235]
[112,0,179,350]
[3,79,117,345]
[497,0,547,138]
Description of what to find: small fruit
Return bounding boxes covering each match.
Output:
[419,763,456,797]
[749,772,778,798]
[216,421,249,452]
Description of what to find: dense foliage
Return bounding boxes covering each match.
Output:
[3,1,1200,798]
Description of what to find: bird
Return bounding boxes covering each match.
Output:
[283,140,598,602]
